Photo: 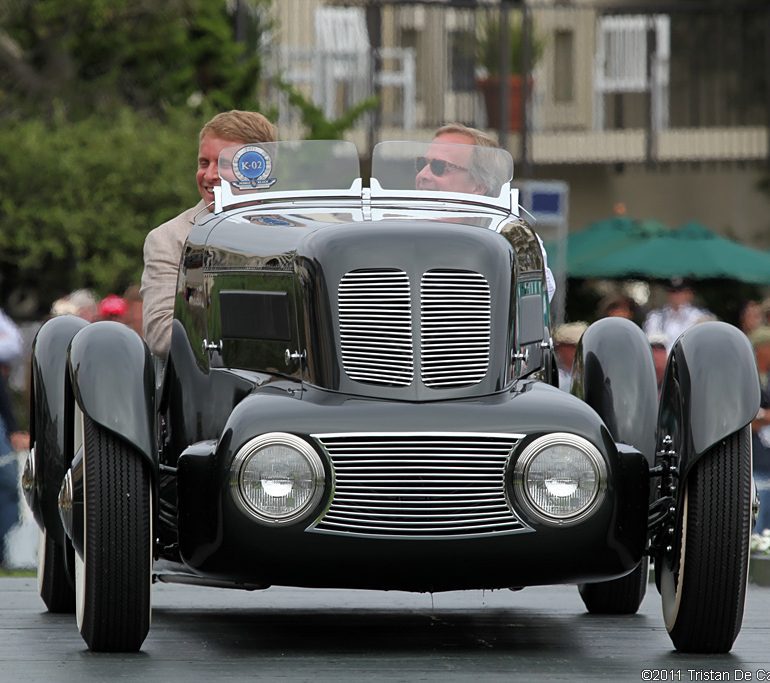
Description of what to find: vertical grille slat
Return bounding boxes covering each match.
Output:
[339,269,414,386]
[311,433,525,538]
[420,270,491,388]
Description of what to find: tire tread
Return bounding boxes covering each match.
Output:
[668,428,751,652]
[80,417,151,652]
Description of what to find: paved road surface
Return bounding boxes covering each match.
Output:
[1,577,768,682]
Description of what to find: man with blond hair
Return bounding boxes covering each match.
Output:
[141,110,276,357]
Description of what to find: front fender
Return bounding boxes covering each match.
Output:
[68,321,156,468]
[572,317,658,464]
[658,321,759,477]
[28,315,88,535]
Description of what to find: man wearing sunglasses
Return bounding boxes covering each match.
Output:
[416,123,555,301]
[416,124,503,196]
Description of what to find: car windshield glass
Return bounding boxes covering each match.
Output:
[218,140,361,194]
[371,141,513,200]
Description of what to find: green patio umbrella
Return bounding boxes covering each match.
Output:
[581,221,770,284]
[543,216,670,277]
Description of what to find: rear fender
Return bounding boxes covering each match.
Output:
[658,321,759,480]
[28,315,88,538]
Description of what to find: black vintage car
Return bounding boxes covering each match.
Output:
[24,140,760,653]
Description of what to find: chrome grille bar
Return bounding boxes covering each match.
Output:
[311,432,525,537]
[338,269,414,386]
[420,270,491,388]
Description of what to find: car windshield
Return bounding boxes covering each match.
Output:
[215,139,514,211]
[371,141,514,204]
[218,140,361,195]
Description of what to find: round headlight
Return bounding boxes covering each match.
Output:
[513,433,606,524]
[231,433,325,524]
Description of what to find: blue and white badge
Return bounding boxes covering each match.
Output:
[231,145,276,189]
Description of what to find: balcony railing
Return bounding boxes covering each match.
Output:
[263,1,769,167]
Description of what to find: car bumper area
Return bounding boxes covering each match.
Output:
[174,389,650,591]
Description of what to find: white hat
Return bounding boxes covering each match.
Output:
[553,321,588,345]
[50,298,80,317]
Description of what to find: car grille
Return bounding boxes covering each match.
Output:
[337,269,491,388]
[311,432,525,538]
[338,269,414,386]
[420,270,491,388]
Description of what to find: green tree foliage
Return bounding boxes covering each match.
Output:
[0,0,271,119]
[0,108,201,313]
[277,80,378,140]
[475,12,544,76]
[0,0,273,314]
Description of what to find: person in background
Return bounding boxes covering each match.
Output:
[0,308,22,364]
[0,307,28,567]
[553,321,588,392]
[648,332,668,395]
[595,293,637,322]
[122,284,143,337]
[760,298,770,327]
[141,110,276,358]
[738,299,763,337]
[642,278,714,352]
[750,327,770,533]
[50,289,99,321]
[97,294,128,322]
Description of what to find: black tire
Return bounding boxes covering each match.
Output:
[659,426,752,653]
[37,530,76,613]
[578,556,648,614]
[75,414,152,652]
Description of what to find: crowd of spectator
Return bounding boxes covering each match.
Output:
[553,278,770,534]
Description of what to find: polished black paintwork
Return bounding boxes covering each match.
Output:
[68,321,156,467]
[173,205,548,392]
[171,381,649,590]
[149,201,652,590]
[572,317,658,463]
[29,315,88,538]
[295,220,516,399]
[163,320,267,459]
[32,195,670,596]
[658,320,759,480]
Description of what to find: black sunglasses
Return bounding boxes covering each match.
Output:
[415,156,468,177]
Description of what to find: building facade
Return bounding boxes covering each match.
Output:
[265,0,769,244]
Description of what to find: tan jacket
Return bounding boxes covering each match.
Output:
[140,201,207,357]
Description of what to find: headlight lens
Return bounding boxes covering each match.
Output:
[231,433,324,524]
[513,433,606,523]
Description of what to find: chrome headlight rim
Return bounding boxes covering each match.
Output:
[512,432,607,526]
[230,432,325,525]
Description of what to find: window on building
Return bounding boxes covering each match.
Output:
[450,29,476,92]
[554,29,574,103]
